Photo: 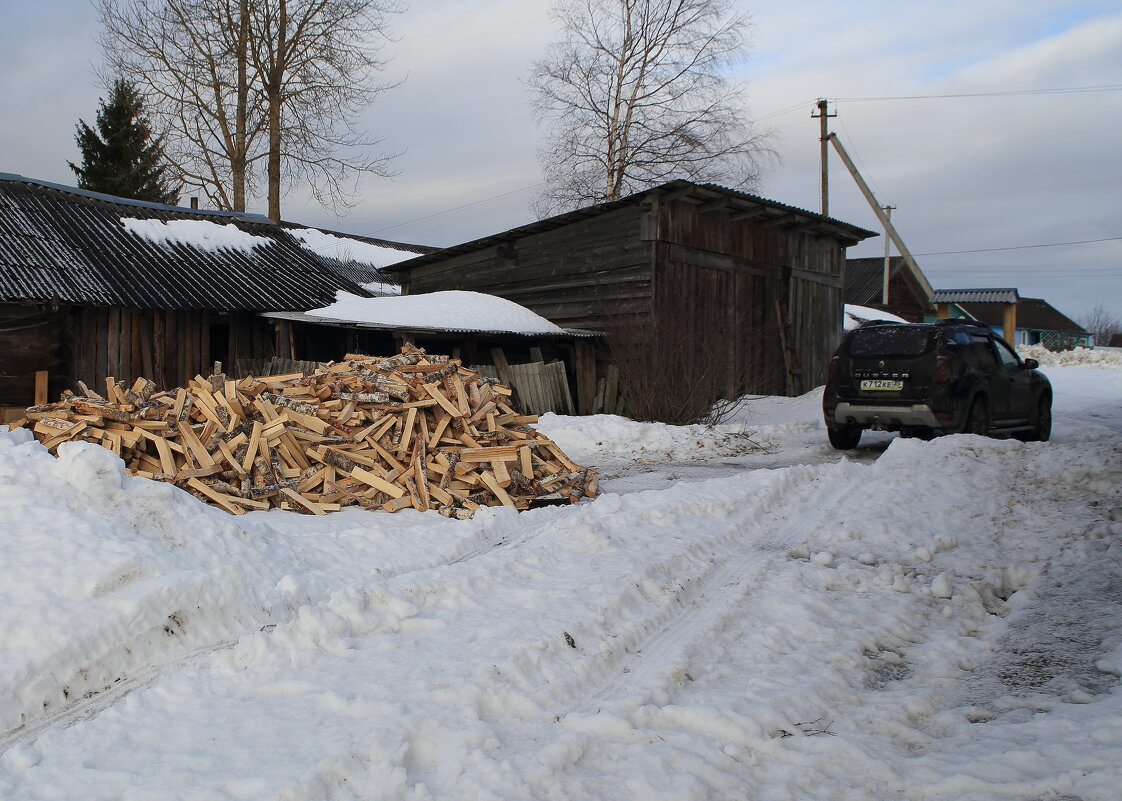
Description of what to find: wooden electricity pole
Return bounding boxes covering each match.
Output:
[811,99,836,216]
[827,132,929,296]
[882,205,895,304]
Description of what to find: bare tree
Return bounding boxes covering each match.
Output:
[1080,302,1121,347]
[249,0,402,221]
[528,0,773,216]
[99,0,262,211]
[97,0,401,219]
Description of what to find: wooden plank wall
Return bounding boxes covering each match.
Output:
[70,308,278,394]
[654,196,846,397]
[403,206,655,333]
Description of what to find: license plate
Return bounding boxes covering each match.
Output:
[860,379,904,391]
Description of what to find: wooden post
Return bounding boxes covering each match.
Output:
[1003,303,1017,344]
[34,371,49,405]
[489,347,516,389]
[936,303,950,319]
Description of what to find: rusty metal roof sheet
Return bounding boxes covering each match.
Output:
[0,173,371,311]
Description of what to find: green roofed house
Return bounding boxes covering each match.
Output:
[931,288,1090,350]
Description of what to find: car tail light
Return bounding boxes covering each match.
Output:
[933,355,952,383]
[827,356,839,383]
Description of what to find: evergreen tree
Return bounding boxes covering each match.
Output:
[69,79,179,204]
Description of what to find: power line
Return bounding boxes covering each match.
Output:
[915,236,1122,257]
[832,84,1122,103]
[370,180,545,231]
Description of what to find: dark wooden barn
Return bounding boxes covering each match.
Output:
[386,180,876,421]
[844,255,935,322]
[0,173,394,416]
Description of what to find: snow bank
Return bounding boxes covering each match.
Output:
[121,218,271,253]
[1018,343,1122,369]
[307,290,568,334]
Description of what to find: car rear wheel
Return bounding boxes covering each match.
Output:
[828,425,862,450]
[963,398,990,436]
[1016,393,1052,442]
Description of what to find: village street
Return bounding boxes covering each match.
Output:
[1,355,1120,800]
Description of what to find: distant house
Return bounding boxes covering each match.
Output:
[844,255,935,322]
[960,297,1091,350]
[931,288,1090,350]
[386,180,876,419]
[0,173,411,412]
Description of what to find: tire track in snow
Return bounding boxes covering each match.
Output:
[563,472,866,719]
[0,516,528,756]
[0,639,235,755]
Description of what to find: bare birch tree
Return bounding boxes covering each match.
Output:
[528,0,773,216]
[97,0,401,219]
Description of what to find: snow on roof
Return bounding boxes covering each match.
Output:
[306,290,569,335]
[121,217,272,253]
[289,227,418,269]
[844,304,909,331]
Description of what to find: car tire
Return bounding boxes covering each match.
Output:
[1016,393,1052,442]
[963,397,990,436]
[828,425,862,450]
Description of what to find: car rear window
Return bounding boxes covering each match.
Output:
[847,326,933,358]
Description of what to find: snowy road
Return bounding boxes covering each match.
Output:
[1,361,1120,800]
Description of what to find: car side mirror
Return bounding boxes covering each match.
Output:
[1021,358,1039,369]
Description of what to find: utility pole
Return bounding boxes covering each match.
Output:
[882,205,895,305]
[811,99,837,216]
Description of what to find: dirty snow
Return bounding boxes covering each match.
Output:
[307,290,569,335]
[1,362,1120,800]
[121,218,272,253]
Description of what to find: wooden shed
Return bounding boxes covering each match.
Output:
[386,180,876,421]
[844,255,935,322]
[0,173,403,416]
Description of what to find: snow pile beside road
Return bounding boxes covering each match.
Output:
[537,411,761,464]
[1019,343,1122,368]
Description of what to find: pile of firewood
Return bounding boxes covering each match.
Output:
[10,347,598,518]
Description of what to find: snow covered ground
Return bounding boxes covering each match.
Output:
[1,358,1120,800]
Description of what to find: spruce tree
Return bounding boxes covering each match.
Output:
[68,79,179,204]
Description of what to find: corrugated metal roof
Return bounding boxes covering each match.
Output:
[931,288,1020,304]
[385,179,879,273]
[844,256,910,305]
[0,174,372,311]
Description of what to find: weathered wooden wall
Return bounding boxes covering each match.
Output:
[403,206,654,333]
[649,195,846,397]
[65,307,278,399]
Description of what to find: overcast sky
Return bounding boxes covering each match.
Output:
[2,0,1119,322]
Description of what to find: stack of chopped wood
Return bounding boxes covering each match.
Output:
[10,347,599,518]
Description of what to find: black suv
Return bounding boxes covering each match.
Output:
[823,319,1052,449]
